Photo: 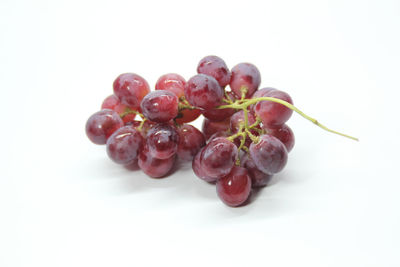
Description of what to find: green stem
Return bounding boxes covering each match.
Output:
[219,97,358,141]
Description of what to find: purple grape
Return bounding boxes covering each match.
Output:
[197,55,231,87]
[138,144,176,178]
[140,90,178,123]
[192,148,217,183]
[249,134,288,174]
[146,123,179,159]
[106,126,144,165]
[184,74,224,110]
[86,109,124,145]
[177,125,206,161]
[230,63,261,98]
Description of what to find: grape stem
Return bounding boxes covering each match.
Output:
[120,108,147,131]
[219,97,359,141]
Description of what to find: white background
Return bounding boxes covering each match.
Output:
[1,0,399,266]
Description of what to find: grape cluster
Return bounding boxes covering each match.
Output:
[86,55,356,207]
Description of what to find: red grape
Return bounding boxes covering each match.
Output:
[216,166,252,207]
[101,94,128,114]
[86,109,124,145]
[241,153,272,187]
[138,144,176,178]
[192,148,217,183]
[106,126,144,165]
[177,125,206,161]
[201,137,237,179]
[197,55,231,87]
[174,108,201,124]
[249,134,288,174]
[155,73,186,98]
[202,118,231,140]
[140,90,178,123]
[230,110,256,134]
[207,131,230,143]
[146,123,179,159]
[254,89,293,128]
[230,63,261,98]
[264,124,295,152]
[113,73,150,109]
[184,74,224,110]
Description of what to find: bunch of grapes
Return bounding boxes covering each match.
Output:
[86,55,357,207]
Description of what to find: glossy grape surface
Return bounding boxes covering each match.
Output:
[184,74,224,110]
[106,126,144,165]
[254,89,293,128]
[86,109,124,145]
[192,148,217,183]
[197,55,231,87]
[146,123,179,159]
[140,90,178,123]
[249,134,288,174]
[201,137,237,178]
[265,124,295,152]
[216,166,252,207]
[230,63,261,98]
[155,73,186,98]
[177,125,206,161]
[241,154,272,187]
[138,144,175,178]
[113,73,150,109]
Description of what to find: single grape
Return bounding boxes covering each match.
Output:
[113,73,150,109]
[138,144,176,178]
[201,137,237,179]
[174,108,201,124]
[86,109,124,145]
[106,126,144,165]
[264,124,295,152]
[140,90,178,123]
[101,94,128,114]
[230,63,261,98]
[155,73,186,98]
[146,123,179,159]
[184,74,224,110]
[241,153,272,187]
[202,118,231,140]
[254,89,293,128]
[177,125,206,161]
[249,134,288,174]
[197,55,231,87]
[192,148,217,183]
[216,166,252,207]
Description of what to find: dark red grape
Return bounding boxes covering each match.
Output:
[197,55,231,87]
[146,123,179,159]
[155,73,186,98]
[216,166,252,207]
[138,144,175,178]
[184,74,224,110]
[202,118,231,140]
[174,108,201,124]
[192,148,217,183]
[230,63,261,98]
[177,125,206,161]
[86,109,124,145]
[254,89,293,128]
[241,153,272,187]
[106,126,144,165]
[249,134,288,174]
[201,137,237,179]
[140,90,178,123]
[264,124,295,152]
[113,73,150,109]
